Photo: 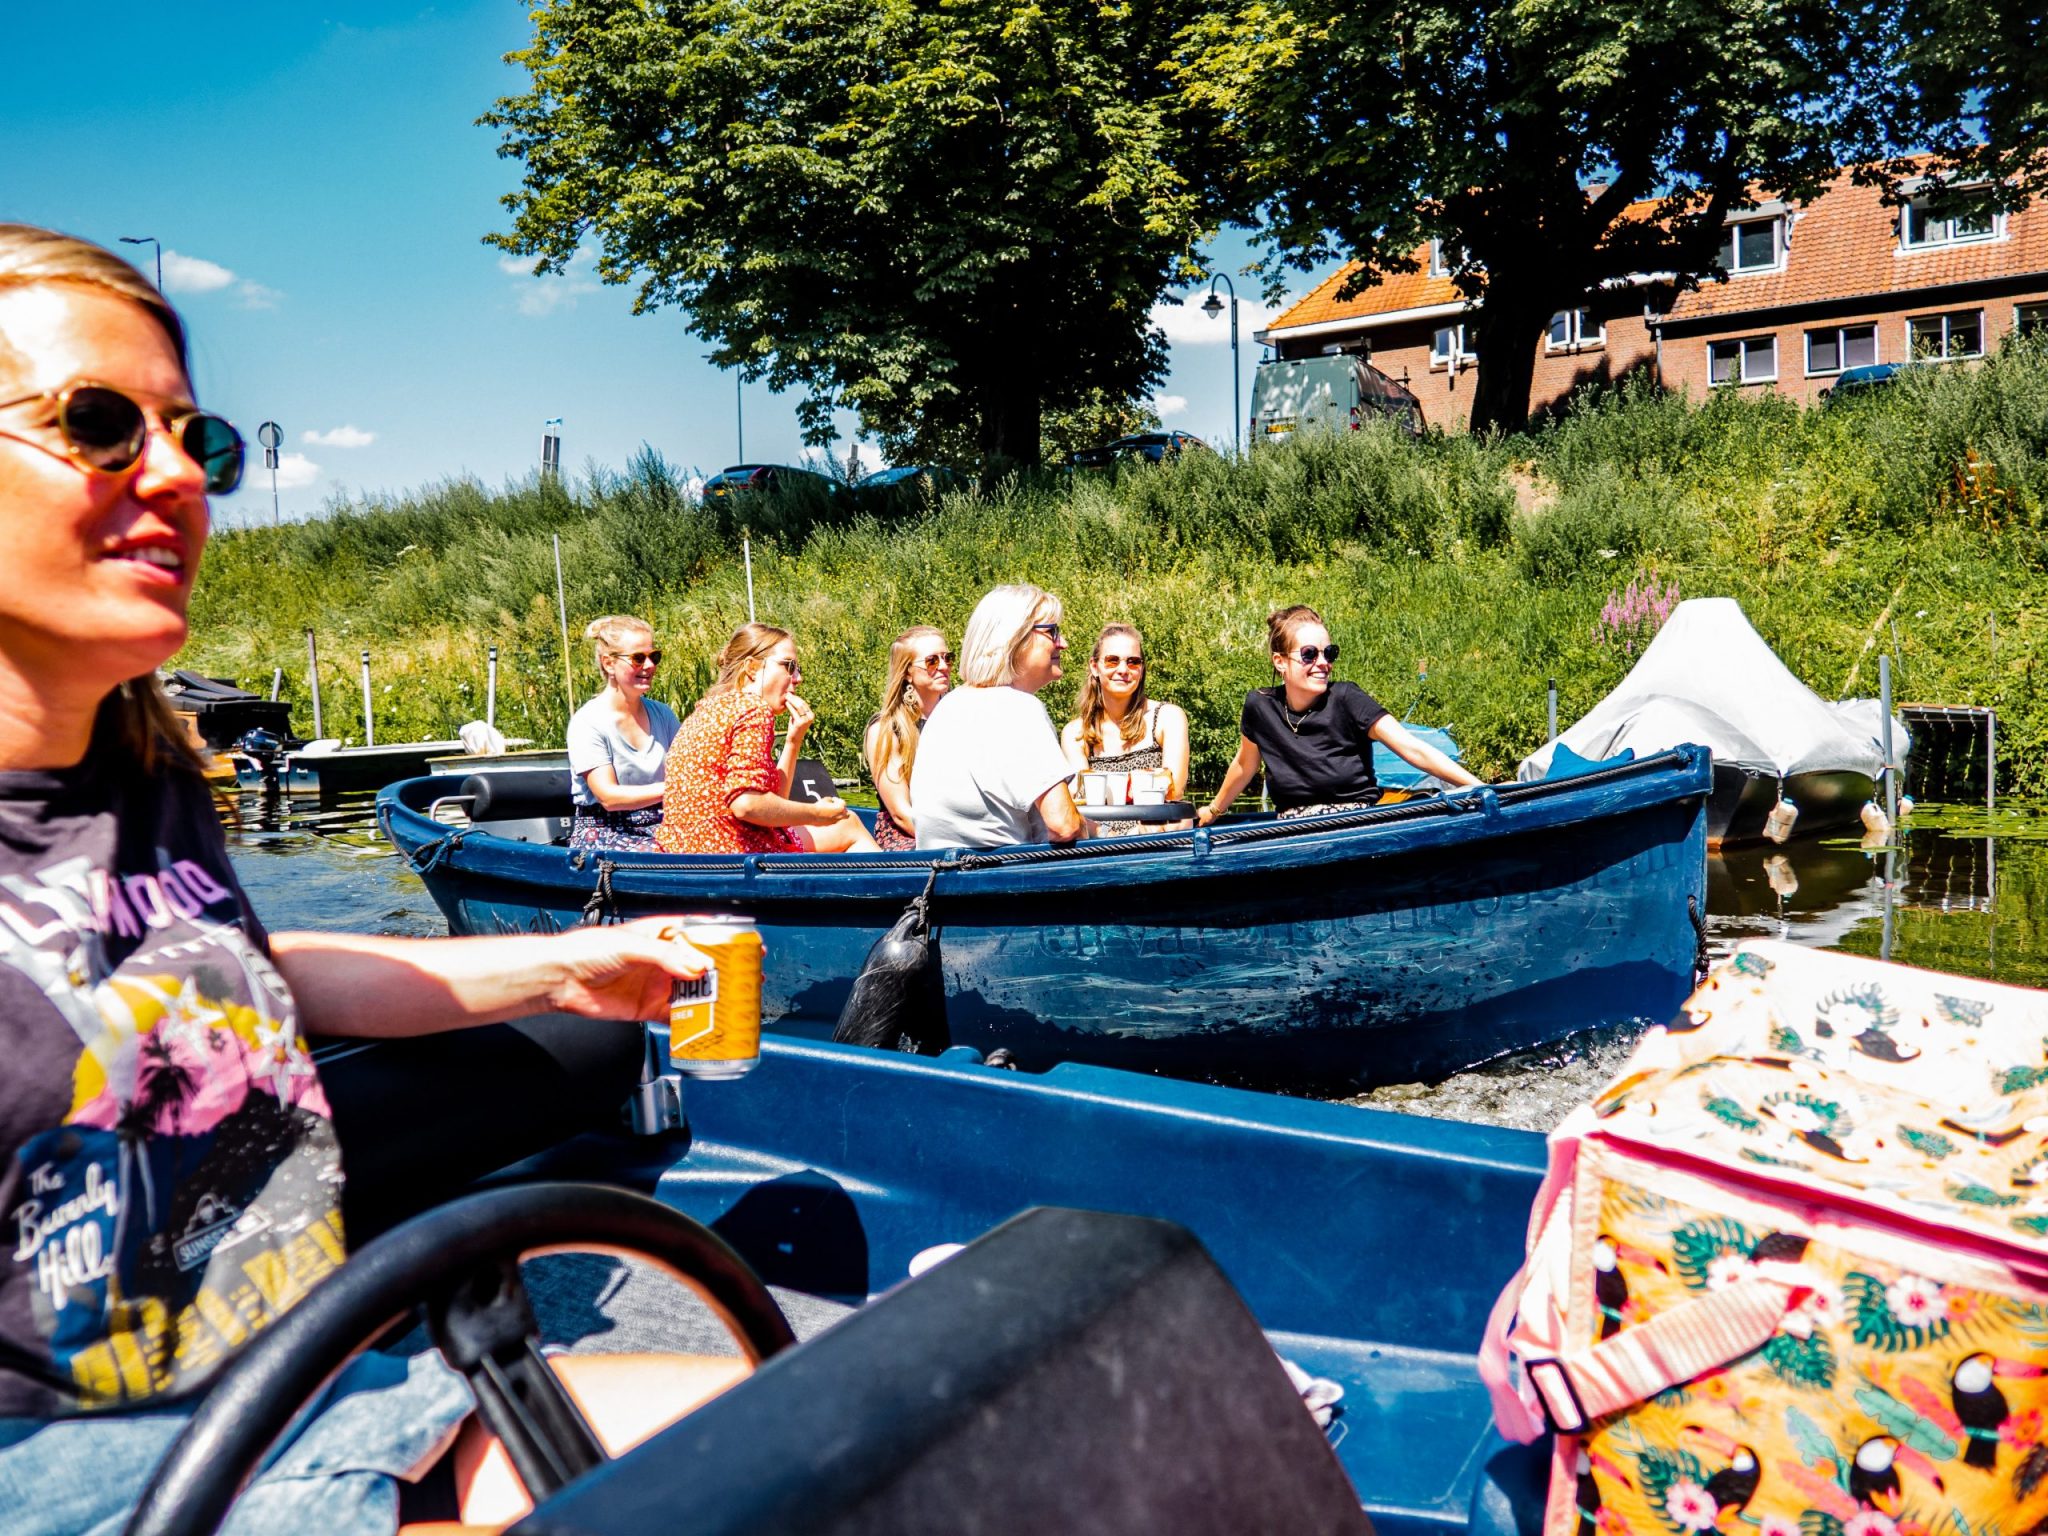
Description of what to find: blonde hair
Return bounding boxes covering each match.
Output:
[869,626,944,787]
[703,621,793,702]
[0,224,197,774]
[1267,604,1325,655]
[1075,623,1151,761]
[957,584,1062,688]
[584,614,653,672]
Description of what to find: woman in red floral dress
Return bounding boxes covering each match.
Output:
[656,622,879,854]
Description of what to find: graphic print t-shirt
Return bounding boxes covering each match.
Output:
[0,746,342,1417]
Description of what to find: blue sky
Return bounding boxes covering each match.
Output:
[2,3,1309,523]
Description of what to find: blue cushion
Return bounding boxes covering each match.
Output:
[1543,743,1634,781]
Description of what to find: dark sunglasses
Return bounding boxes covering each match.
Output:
[608,650,663,667]
[917,650,954,669]
[1099,654,1145,669]
[1031,622,1064,642]
[776,657,802,675]
[1294,644,1340,665]
[0,382,244,495]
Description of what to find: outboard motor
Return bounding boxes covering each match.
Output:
[234,727,285,792]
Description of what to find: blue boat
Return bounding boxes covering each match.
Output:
[137,1028,1553,1534]
[377,744,1711,1090]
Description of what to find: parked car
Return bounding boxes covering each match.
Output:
[700,463,843,500]
[1067,431,1212,472]
[1250,355,1424,442]
[1817,362,1908,403]
[854,464,962,510]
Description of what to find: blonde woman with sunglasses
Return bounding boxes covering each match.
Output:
[0,224,718,1533]
[1061,623,1190,835]
[657,622,879,854]
[566,614,679,851]
[1196,604,1479,825]
[862,625,952,851]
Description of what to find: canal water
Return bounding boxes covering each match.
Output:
[225,796,2048,1134]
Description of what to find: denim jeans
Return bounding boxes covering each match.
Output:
[0,1348,472,1536]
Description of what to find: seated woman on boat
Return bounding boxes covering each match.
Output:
[1061,622,1190,836]
[566,613,679,851]
[863,625,951,851]
[656,622,879,854]
[910,584,1086,849]
[1196,604,1480,824]
[0,222,725,1532]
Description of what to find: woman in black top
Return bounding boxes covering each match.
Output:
[1196,605,1480,824]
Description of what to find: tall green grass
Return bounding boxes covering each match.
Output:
[184,346,2048,796]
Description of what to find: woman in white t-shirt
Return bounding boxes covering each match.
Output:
[566,613,681,851]
[911,584,1087,849]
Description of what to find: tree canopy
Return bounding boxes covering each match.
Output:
[1172,0,1899,433]
[484,0,1207,469]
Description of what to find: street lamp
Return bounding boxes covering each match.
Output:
[120,235,162,291]
[704,355,744,463]
[1201,273,1240,455]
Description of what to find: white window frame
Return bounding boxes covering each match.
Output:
[1907,309,1986,360]
[2015,302,2048,338]
[1428,239,1467,278]
[1709,335,1778,386]
[1718,216,1785,276]
[1804,323,1880,377]
[1546,308,1605,351]
[1430,323,1475,367]
[1899,195,2001,252]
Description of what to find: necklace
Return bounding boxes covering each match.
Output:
[1280,696,1314,734]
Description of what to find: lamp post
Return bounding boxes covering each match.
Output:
[119,235,162,292]
[704,355,744,463]
[1201,273,1240,455]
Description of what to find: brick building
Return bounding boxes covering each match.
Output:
[1257,168,2048,429]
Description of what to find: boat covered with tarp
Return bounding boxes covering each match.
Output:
[1517,597,1905,845]
[377,744,1711,1091]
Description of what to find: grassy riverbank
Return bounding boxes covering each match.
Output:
[182,346,2048,796]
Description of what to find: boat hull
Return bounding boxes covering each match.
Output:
[379,748,1711,1091]
[1707,762,1875,846]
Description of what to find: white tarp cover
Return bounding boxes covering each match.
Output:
[1518,597,1893,781]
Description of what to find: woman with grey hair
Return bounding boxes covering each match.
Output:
[909,584,1085,848]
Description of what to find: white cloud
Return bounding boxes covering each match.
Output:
[1150,292,1283,345]
[269,452,320,491]
[303,425,376,449]
[160,250,280,309]
[1151,394,1189,419]
[161,251,236,294]
[500,247,601,316]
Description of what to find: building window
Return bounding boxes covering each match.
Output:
[1431,324,1474,365]
[1902,197,1998,250]
[1907,309,1985,359]
[1546,309,1604,350]
[2016,303,2048,338]
[1428,240,1469,278]
[1718,217,1782,275]
[1806,324,1879,375]
[1709,336,1777,385]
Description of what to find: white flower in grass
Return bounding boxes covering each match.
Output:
[1886,1273,1944,1327]
[1664,1481,1719,1530]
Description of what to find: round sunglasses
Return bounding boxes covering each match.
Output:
[607,650,663,667]
[0,382,244,495]
[1292,644,1339,665]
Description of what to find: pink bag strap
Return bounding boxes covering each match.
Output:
[1519,1273,1804,1434]
[1479,1132,1580,1443]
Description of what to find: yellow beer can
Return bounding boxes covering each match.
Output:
[668,920,765,1079]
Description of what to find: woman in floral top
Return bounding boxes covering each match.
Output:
[656,623,879,854]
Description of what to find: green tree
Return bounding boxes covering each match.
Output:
[1173,0,1895,434]
[1881,1,2048,208]
[484,0,1205,470]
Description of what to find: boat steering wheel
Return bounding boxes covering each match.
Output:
[122,1183,798,1536]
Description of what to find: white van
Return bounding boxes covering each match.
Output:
[1250,356,1424,443]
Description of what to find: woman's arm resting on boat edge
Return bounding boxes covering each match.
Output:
[1369,716,1482,788]
[729,789,850,827]
[269,920,712,1037]
[582,763,664,813]
[1196,737,1263,826]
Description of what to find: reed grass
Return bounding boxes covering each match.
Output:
[182,345,2048,797]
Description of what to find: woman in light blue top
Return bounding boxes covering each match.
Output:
[566,613,681,851]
